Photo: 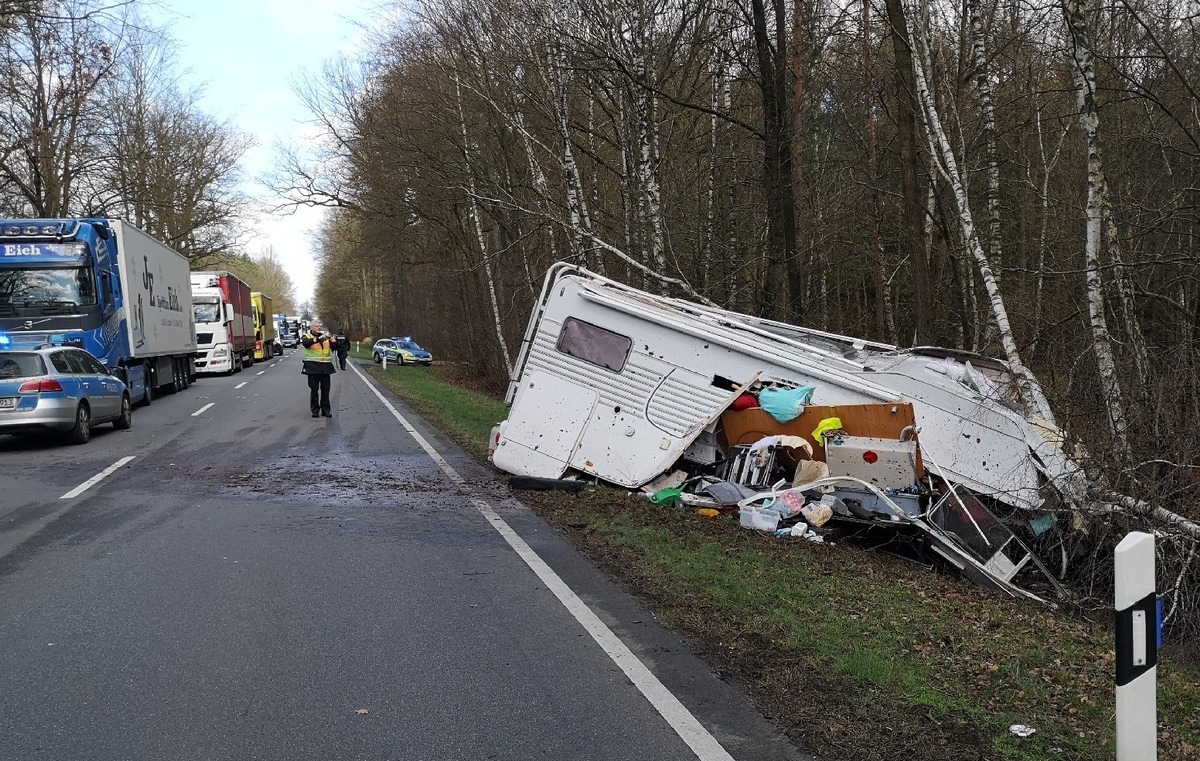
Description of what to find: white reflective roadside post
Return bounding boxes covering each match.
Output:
[1115,531,1157,760]
[382,354,388,370]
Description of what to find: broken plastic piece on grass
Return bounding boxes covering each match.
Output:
[1008,725,1036,738]
[811,417,844,444]
[696,508,720,518]
[649,486,684,505]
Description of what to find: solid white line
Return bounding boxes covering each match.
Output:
[60,456,136,500]
[349,363,734,761]
[235,381,248,389]
[192,403,215,417]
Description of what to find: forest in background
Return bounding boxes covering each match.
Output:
[0,1,297,311]
[293,0,1200,635]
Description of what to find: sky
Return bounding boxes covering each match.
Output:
[146,0,377,309]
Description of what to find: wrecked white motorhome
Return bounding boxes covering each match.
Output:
[492,263,1090,603]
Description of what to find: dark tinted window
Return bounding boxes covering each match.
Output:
[555,317,632,373]
[49,351,74,374]
[0,353,43,378]
[72,351,108,375]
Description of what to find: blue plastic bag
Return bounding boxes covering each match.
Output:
[758,385,816,423]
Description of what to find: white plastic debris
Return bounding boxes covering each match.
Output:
[1009,725,1036,738]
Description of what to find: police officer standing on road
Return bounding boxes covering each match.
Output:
[301,320,336,418]
[335,333,350,371]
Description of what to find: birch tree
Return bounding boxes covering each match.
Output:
[1062,0,1131,460]
[902,0,1056,422]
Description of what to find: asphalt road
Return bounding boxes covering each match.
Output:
[0,351,819,761]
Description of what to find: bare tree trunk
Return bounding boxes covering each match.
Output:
[883,0,933,344]
[549,36,593,263]
[1030,95,1068,343]
[632,28,666,283]
[864,0,890,341]
[969,0,1001,276]
[750,0,798,319]
[455,76,514,377]
[905,0,1055,422]
[1063,0,1130,459]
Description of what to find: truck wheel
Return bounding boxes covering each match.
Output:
[66,403,91,445]
[113,394,132,430]
[142,371,153,406]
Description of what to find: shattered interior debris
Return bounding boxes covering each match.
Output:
[492,264,1086,604]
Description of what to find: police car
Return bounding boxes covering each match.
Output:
[0,337,131,444]
[372,337,433,366]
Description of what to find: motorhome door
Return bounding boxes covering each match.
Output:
[492,370,597,479]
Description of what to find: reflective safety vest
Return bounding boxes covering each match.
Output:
[304,333,334,364]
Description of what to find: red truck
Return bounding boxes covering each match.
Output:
[190,271,256,373]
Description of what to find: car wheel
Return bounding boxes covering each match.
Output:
[373,353,381,363]
[113,394,132,430]
[66,403,91,445]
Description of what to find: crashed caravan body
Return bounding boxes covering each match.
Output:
[494,263,1087,513]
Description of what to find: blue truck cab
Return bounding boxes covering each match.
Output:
[0,218,197,403]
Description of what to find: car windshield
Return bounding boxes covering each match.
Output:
[0,352,44,379]
[0,267,96,306]
[398,340,424,351]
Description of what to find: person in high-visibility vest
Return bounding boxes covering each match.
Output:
[301,320,336,418]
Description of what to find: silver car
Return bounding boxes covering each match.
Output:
[0,346,131,444]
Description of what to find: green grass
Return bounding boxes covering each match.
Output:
[356,357,1200,761]
[354,351,505,458]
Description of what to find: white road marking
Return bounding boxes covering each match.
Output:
[60,456,136,499]
[257,370,266,375]
[349,363,735,761]
[192,403,215,417]
[235,381,248,389]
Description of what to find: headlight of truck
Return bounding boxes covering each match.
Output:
[213,348,228,358]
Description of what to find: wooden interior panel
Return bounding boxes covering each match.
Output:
[717,402,924,476]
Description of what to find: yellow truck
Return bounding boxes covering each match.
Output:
[251,292,279,360]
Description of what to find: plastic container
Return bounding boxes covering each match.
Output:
[740,503,781,532]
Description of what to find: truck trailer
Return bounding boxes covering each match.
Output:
[0,218,197,404]
[251,292,279,359]
[191,271,255,373]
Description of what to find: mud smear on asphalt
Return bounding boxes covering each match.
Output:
[210,448,511,516]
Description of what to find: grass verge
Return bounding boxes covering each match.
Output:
[362,358,1200,761]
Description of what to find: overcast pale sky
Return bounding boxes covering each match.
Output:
[147,0,377,308]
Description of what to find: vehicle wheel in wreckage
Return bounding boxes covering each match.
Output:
[113,394,132,430]
[66,403,91,445]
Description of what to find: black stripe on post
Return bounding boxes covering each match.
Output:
[1116,591,1158,687]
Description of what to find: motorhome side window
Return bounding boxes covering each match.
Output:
[556,317,632,372]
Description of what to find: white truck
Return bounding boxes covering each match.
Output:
[190,271,255,373]
[0,217,197,403]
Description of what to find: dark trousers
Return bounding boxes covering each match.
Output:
[337,353,347,370]
[307,373,331,414]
